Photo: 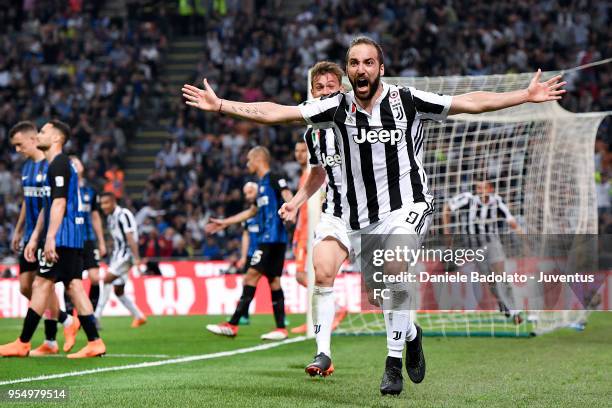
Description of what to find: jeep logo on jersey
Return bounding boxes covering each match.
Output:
[321,152,342,167]
[353,128,403,145]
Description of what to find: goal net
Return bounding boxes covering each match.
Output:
[306,70,610,337]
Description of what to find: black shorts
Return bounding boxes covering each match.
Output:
[37,247,84,285]
[83,240,100,270]
[19,251,38,274]
[249,243,286,278]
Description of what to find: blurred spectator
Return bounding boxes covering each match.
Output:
[201,236,222,260]
[0,1,168,257]
[596,172,611,216]
[104,163,125,199]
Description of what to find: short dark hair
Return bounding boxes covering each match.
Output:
[99,192,117,201]
[9,121,37,139]
[310,61,344,88]
[48,120,71,145]
[346,36,385,66]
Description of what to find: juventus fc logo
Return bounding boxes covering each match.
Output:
[392,331,402,341]
[314,325,321,334]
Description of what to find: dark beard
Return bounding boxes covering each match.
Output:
[349,73,381,102]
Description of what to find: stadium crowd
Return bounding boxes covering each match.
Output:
[0,0,168,262]
[0,0,610,263]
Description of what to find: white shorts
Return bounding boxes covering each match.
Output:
[313,212,352,254]
[349,202,434,272]
[109,258,132,286]
[482,236,506,265]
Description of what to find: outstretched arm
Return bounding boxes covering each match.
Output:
[449,69,566,115]
[279,167,327,223]
[205,206,258,235]
[182,79,305,125]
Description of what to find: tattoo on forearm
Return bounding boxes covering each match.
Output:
[230,104,265,116]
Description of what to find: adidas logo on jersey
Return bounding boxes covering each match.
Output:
[353,128,403,145]
[321,152,342,167]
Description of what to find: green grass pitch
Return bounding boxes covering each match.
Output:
[0,312,610,407]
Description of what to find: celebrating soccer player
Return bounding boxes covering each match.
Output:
[0,120,105,358]
[182,36,566,395]
[205,146,293,340]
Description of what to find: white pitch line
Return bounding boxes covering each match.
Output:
[0,336,307,386]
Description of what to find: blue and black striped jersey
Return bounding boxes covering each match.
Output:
[21,159,48,243]
[79,184,99,242]
[42,153,85,248]
[256,172,289,244]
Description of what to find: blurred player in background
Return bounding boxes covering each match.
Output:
[95,192,146,328]
[182,35,565,395]
[280,63,349,375]
[292,141,310,288]
[0,120,105,358]
[205,146,293,340]
[7,121,76,356]
[235,181,259,325]
[442,178,523,323]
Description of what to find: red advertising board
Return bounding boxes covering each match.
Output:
[0,260,609,318]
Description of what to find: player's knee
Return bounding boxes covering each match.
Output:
[243,269,261,286]
[366,290,380,307]
[88,268,100,282]
[19,285,32,300]
[268,277,281,291]
[313,262,335,287]
[32,277,51,292]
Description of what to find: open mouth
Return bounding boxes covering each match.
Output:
[356,78,369,89]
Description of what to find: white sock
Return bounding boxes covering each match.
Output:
[62,314,73,328]
[385,311,412,358]
[406,320,417,342]
[312,286,335,357]
[118,294,144,319]
[45,340,57,348]
[95,284,113,319]
[381,281,415,357]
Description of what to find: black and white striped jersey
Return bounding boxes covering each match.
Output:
[107,206,138,264]
[299,81,452,230]
[304,127,344,218]
[447,192,515,235]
